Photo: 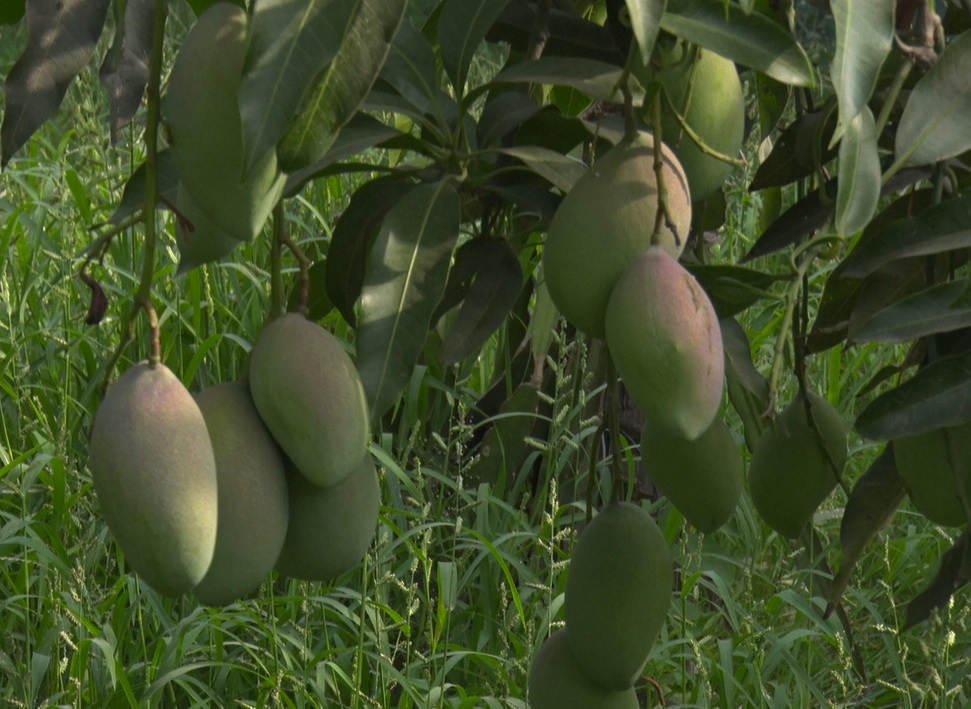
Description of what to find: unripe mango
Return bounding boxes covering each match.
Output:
[162,3,284,240]
[528,628,640,709]
[88,362,218,597]
[748,392,847,539]
[542,131,692,337]
[605,246,724,440]
[565,502,672,690]
[893,422,971,527]
[248,313,370,488]
[275,454,380,581]
[192,382,289,606]
[641,415,743,533]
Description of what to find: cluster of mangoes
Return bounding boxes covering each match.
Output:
[88,314,378,605]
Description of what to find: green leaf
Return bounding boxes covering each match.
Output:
[98,0,154,144]
[440,239,524,365]
[829,0,894,140]
[477,90,542,148]
[896,30,971,167]
[826,448,905,617]
[497,146,587,192]
[835,107,881,236]
[468,383,540,488]
[493,57,626,102]
[660,0,815,87]
[722,317,768,453]
[239,0,359,176]
[0,0,25,25]
[289,261,334,321]
[904,531,971,630]
[438,0,513,94]
[108,148,181,226]
[1,0,112,166]
[277,0,407,172]
[851,280,971,344]
[356,180,461,419]
[626,0,666,64]
[748,108,838,192]
[379,18,444,121]
[855,350,971,440]
[686,264,780,319]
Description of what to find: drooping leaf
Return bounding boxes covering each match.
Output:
[497,146,586,192]
[829,0,894,140]
[835,107,881,236]
[904,531,971,630]
[276,0,407,172]
[851,280,971,345]
[239,0,359,176]
[438,0,512,94]
[356,180,461,419]
[493,57,626,102]
[0,0,25,25]
[107,147,180,226]
[440,239,524,365]
[722,317,769,453]
[98,0,154,143]
[625,0,666,63]
[468,383,540,488]
[826,447,905,618]
[325,175,417,325]
[748,107,837,192]
[686,264,780,319]
[1,0,112,166]
[846,260,929,343]
[754,71,791,140]
[477,90,542,148]
[855,349,971,440]
[896,29,971,167]
[660,0,815,87]
[378,18,444,122]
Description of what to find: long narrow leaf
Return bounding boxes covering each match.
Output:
[439,0,513,95]
[851,280,971,344]
[835,107,881,236]
[98,0,154,143]
[626,0,666,63]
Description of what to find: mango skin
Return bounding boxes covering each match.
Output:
[542,131,692,337]
[605,246,724,440]
[565,502,673,691]
[641,415,743,533]
[528,628,640,709]
[275,454,380,581]
[748,392,847,539]
[248,313,370,488]
[192,382,289,606]
[893,422,971,527]
[162,3,284,241]
[88,362,218,597]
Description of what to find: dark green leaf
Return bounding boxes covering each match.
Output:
[686,265,780,319]
[379,18,443,121]
[493,57,626,102]
[356,180,461,419]
[1,0,112,166]
[173,184,241,274]
[239,0,359,176]
[896,29,971,167]
[468,383,540,488]
[742,180,835,262]
[845,260,928,343]
[754,71,791,140]
[497,146,586,192]
[477,90,542,148]
[277,0,407,172]
[626,0,666,63]
[852,280,971,344]
[856,350,971,440]
[722,317,769,453]
[904,531,971,630]
[749,108,837,192]
[835,107,881,236]
[826,448,905,617]
[98,0,154,143]
[107,148,181,226]
[0,0,25,25]
[289,261,334,321]
[661,0,815,87]
[438,0,512,94]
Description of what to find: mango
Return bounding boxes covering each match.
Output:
[542,131,692,337]
[641,415,743,533]
[748,391,847,539]
[565,501,672,690]
[275,454,380,581]
[248,313,370,488]
[893,422,971,527]
[88,362,218,597]
[192,382,289,605]
[605,246,724,440]
[162,3,284,241]
[528,628,640,709]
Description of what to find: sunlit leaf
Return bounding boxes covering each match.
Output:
[626,0,666,63]
[835,107,881,236]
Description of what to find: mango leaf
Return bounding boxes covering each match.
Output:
[660,0,815,87]
[356,180,461,420]
[0,0,25,25]
[438,0,512,94]
[440,239,524,365]
[326,175,417,326]
[835,107,881,236]
[722,317,768,453]
[477,90,542,148]
[239,0,359,176]
[855,350,971,440]
[826,448,905,618]
[896,30,971,167]
[626,0,666,63]
[468,383,540,488]
[493,57,626,102]
[851,280,971,344]
[497,146,586,192]
[1,0,112,166]
[846,260,929,343]
[840,192,971,278]
[107,148,180,226]
[685,264,780,318]
[289,261,334,321]
[378,18,443,122]
[904,531,971,630]
[98,0,154,144]
[276,0,407,172]
[829,0,894,141]
[749,108,837,192]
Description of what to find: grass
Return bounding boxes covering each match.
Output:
[2,15,971,709]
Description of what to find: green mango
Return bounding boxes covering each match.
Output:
[641,415,743,533]
[542,131,692,337]
[248,313,370,488]
[88,362,218,597]
[193,382,289,605]
[748,391,847,538]
[565,502,673,690]
[893,422,971,527]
